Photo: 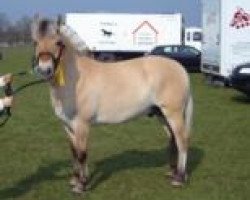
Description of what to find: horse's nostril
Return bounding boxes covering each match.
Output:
[36,67,53,78]
[36,67,42,74]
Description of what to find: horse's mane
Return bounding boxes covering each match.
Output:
[59,25,90,54]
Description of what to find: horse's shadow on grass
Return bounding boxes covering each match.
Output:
[88,146,204,190]
[0,147,204,198]
[0,160,70,199]
[231,94,250,104]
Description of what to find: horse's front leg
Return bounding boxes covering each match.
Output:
[66,119,89,194]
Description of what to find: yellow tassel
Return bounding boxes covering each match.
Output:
[54,63,65,86]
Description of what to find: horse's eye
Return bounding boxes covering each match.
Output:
[56,40,64,47]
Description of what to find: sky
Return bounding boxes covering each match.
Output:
[1,0,201,26]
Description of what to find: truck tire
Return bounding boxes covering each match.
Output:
[98,53,115,62]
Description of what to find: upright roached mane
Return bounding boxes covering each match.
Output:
[60,25,89,53]
[31,16,193,194]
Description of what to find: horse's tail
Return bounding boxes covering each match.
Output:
[184,90,193,136]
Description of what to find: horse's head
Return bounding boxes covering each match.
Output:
[31,15,65,80]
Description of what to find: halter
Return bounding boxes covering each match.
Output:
[33,41,65,73]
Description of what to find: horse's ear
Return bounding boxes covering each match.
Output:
[57,15,64,30]
[31,13,40,40]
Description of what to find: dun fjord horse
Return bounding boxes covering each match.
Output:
[31,16,193,193]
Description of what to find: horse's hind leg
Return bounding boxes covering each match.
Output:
[159,107,190,186]
[65,120,89,193]
[155,112,177,177]
[163,124,178,177]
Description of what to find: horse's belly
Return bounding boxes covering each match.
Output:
[93,75,155,124]
[94,100,151,124]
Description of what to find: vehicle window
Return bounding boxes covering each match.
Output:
[186,32,191,41]
[193,32,202,41]
[173,46,179,53]
[182,46,200,55]
[152,47,163,54]
[163,46,173,53]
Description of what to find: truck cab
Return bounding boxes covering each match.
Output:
[185,27,202,51]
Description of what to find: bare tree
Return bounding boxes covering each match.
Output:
[0,13,11,45]
[0,13,32,46]
[15,16,32,44]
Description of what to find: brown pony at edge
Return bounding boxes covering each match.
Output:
[31,16,193,194]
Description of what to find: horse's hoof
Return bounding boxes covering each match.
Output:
[72,184,86,194]
[69,177,78,187]
[171,172,187,187]
[171,179,184,187]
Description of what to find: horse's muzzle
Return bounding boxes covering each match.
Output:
[35,66,54,80]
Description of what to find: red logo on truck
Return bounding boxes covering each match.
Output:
[230,8,250,29]
[132,21,159,45]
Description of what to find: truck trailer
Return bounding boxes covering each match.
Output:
[65,13,184,61]
[202,0,250,84]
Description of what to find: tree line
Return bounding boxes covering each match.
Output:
[0,13,32,47]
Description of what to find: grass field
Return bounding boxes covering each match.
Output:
[0,46,250,200]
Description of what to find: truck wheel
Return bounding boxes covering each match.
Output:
[98,53,115,62]
[204,74,226,87]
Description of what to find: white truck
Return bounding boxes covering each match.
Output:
[65,13,183,60]
[202,0,250,84]
[185,27,202,51]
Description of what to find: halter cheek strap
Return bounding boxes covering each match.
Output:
[53,43,66,86]
[54,42,65,71]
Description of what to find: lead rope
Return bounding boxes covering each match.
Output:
[0,71,45,127]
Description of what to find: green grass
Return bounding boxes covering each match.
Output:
[0,46,250,200]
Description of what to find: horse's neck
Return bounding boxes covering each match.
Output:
[49,46,78,109]
[49,44,96,113]
[49,32,98,102]
[61,37,94,76]
[63,47,78,81]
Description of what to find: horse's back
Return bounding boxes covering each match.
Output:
[139,55,188,81]
[88,55,190,100]
[124,55,190,94]
[98,55,190,105]
[98,55,188,79]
